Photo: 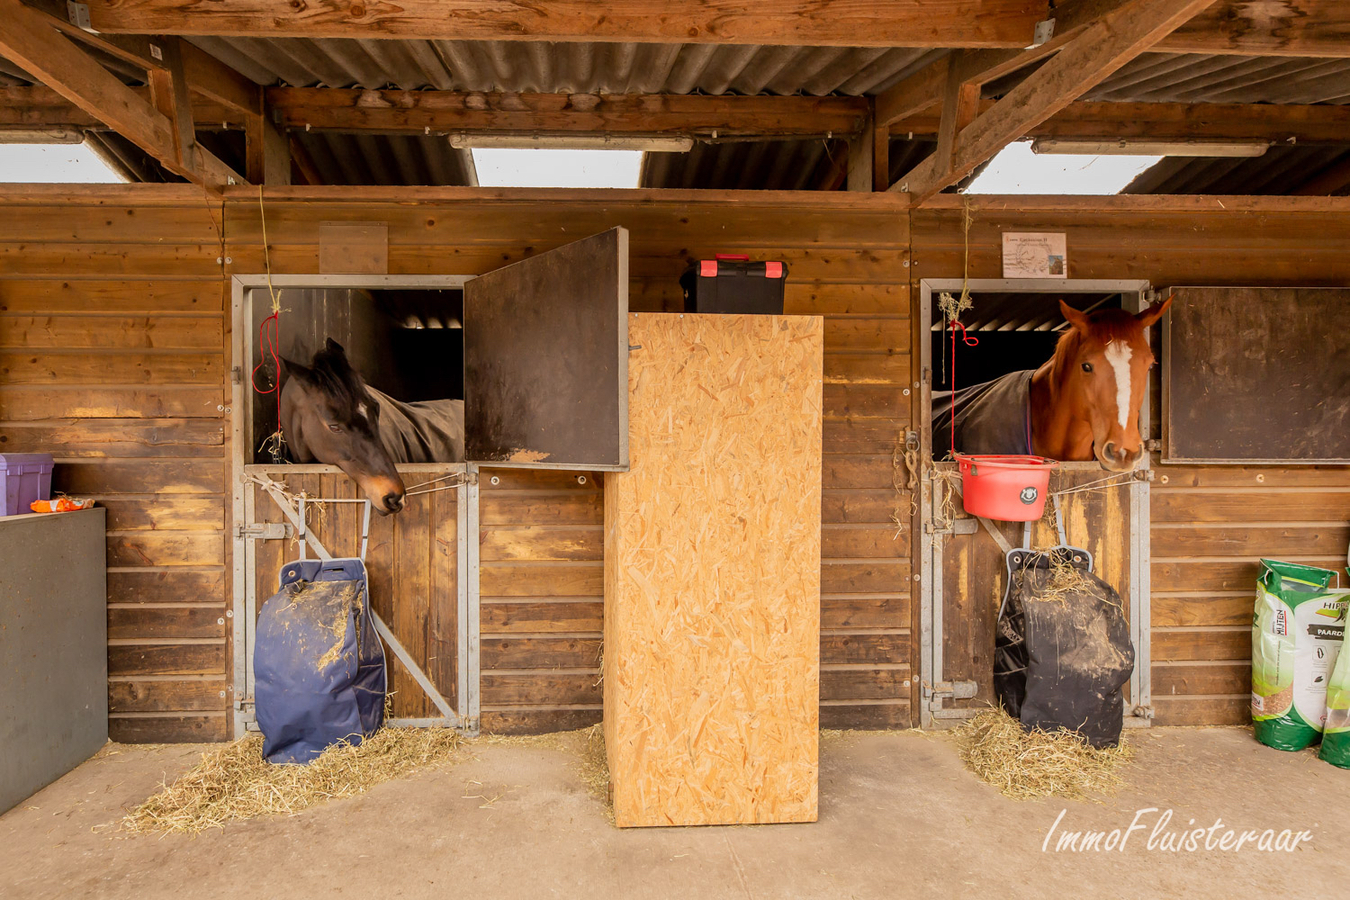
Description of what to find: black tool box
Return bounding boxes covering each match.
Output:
[680,254,789,315]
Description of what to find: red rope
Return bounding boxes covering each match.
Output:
[251,310,283,437]
[949,319,979,458]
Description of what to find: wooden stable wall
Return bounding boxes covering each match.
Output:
[9,187,1346,741]
[0,185,915,741]
[222,188,916,734]
[912,196,1350,726]
[0,187,230,742]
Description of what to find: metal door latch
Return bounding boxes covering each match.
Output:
[925,680,978,702]
[235,522,293,540]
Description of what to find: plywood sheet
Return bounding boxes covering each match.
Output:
[604,313,822,827]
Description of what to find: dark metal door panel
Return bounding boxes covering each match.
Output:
[1163,286,1350,464]
[464,227,628,469]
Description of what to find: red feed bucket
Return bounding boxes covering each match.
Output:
[956,454,1059,522]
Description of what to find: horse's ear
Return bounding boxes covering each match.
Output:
[280,357,308,380]
[1135,294,1174,329]
[1059,299,1091,333]
[325,337,346,357]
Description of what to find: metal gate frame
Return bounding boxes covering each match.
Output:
[917,278,1156,729]
[229,275,480,739]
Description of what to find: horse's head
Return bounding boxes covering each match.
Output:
[1055,297,1173,472]
[280,338,406,515]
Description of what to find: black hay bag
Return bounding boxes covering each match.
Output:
[254,558,386,764]
[993,549,1135,748]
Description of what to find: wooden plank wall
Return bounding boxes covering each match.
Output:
[0,186,230,743]
[222,188,917,733]
[911,196,1350,727]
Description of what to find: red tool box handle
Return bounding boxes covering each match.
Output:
[714,253,751,261]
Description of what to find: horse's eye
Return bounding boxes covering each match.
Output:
[1081,362,1094,373]
[328,423,342,433]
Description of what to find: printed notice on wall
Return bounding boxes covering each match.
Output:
[1002,232,1067,279]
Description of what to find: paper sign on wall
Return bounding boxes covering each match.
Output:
[1002,232,1067,279]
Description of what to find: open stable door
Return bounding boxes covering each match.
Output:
[464,227,629,470]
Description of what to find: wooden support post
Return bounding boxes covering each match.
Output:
[895,0,1217,203]
[933,51,982,173]
[147,37,195,170]
[873,115,891,193]
[246,112,292,185]
[847,102,876,192]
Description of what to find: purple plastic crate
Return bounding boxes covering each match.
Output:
[0,453,54,516]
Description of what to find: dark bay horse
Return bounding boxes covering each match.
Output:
[934,297,1172,472]
[280,339,464,514]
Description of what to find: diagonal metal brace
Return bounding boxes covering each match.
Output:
[258,480,458,725]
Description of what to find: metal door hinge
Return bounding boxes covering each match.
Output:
[231,366,243,385]
[235,522,293,541]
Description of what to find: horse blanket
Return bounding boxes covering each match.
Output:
[368,387,465,464]
[932,369,1033,456]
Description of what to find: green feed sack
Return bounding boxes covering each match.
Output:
[1251,560,1349,752]
[1319,567,1350,769]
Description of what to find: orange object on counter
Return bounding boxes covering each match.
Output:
[30,497,94,513]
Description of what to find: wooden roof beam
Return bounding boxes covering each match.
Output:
[75,1,1345,57]
[893,0,1219,203]
[887,101,1350,145]
[11,86,1350,147]
[265,89,871,138]
[875,1,1138,132]
[22,0,261,118]
[77,0,1047,47]
[1162,1,1350,58]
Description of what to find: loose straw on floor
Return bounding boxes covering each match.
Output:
[122,728,463,835]
[955,707,1133,801]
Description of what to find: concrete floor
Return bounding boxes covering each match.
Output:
[1,726,1346,900]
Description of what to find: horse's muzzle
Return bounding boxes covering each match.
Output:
[381,492,405,515]
[1098,441,1142,472]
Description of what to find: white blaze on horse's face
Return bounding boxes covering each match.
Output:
[1104,341,1133,430]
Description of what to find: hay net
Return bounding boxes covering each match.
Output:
[994,548,1135,749]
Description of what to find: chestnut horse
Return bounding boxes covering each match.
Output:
[934,297,1172,472]
[280,339,464,515]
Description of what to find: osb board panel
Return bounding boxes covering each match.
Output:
[936,463,1133,709]
[605,313,822,827]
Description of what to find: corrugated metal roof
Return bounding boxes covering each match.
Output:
[185,37,943,96]
[640,139,847,190]
[291,131,475,186]
[10,36,1350,193]
[177,39,1350,109]
[1090,53,1350,105]
[1123,144,1350,195]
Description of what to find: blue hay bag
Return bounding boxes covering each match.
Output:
[254,558,386,764]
